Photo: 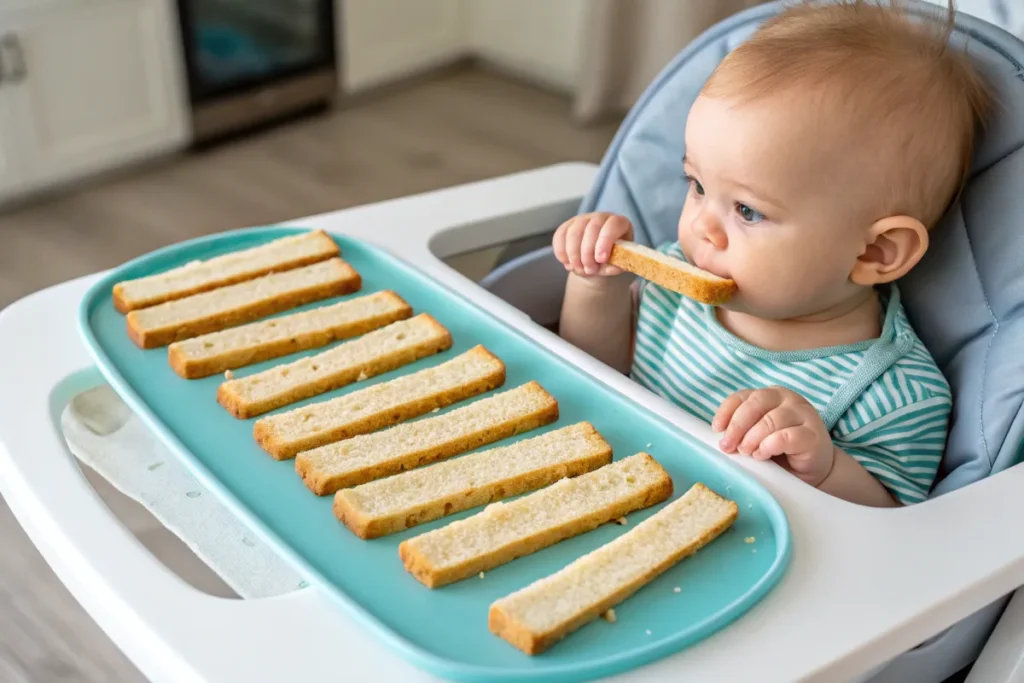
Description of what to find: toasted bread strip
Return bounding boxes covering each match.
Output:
[217,313,452,419]
[168,290,412,379]
[488,482,738,655]
[254,345,505,460]
[295,381,558,496]
[334,422,612,539]
[608,240,737,305]
[398,453,673,588]
[126,259,360,349]
[113,230,340,313]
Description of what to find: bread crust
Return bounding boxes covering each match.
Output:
[168,291,412,379]
[607,241,737,305]
[254,345,503,458]
[126,258,360,349]
[487,483,738,655]
[399,454,673,589]
[295,382,559,496]
[113,230,340,313]
[333,423,612,539]
[218,314,453,420]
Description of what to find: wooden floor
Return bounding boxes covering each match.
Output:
[0,67,619,681]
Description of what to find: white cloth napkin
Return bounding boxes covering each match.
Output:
[60,384,305,599]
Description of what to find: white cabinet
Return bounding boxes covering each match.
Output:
[340,0,587,96]
[461,0,585,93]
[341,0,463,93]
[0,0,188,202]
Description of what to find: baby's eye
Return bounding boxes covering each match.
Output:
[682,174,705,196]
[736,203,765,223]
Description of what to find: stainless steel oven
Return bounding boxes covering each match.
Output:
[176,0,337,144]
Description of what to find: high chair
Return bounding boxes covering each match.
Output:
[1,1,1023,682]
[480,1,1024,681]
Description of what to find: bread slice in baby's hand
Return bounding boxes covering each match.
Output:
[607,241,736,305]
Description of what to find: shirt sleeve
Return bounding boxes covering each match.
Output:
[830,365,952,505]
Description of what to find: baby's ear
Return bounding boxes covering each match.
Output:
[850,215,929,286]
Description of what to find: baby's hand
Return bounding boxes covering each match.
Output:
[553,212,634,277]
[712,387,836,487]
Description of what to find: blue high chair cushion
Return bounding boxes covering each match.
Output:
[573,0,1024,496]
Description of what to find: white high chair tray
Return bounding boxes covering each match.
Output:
[2,163,1023,683]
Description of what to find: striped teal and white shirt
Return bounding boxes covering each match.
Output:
[630,241,952,504]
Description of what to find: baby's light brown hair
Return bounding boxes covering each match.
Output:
[702,0,994,228]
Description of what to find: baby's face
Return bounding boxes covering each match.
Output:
[677,93,877,320]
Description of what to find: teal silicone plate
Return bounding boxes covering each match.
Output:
[78,226,791,683]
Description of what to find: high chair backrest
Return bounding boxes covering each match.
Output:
[579,0,1024,497]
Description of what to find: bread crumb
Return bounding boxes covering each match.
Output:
[224,369,234,380]
[478,572,485,579]
[645,629,652,636]
[602,609,616,623]
[431,407,440,413]
[744,536,756,544]
[673,587,681,593]
[357,370,369,381]
[615,517,628,526]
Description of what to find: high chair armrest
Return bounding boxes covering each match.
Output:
[479,245,567,327]
[968,588,1024,682]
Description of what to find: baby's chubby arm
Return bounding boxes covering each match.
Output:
[554,212,636,374]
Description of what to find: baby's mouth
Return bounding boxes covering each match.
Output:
[693,255,731,283]
[682,245,734,283]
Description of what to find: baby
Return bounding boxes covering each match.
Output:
[554,0,993,507]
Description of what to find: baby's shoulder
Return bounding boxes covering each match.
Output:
[837,304,952,437]
[887,298,952,401]
[833,345,952,444]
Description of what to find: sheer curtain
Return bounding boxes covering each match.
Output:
[572,0,765,123]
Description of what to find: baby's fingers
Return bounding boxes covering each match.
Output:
[718,389,783,453]
[563,217,589,272]
[712,390,753,435]
[552,221,571,268]
[752,426,816,460]
[595,216,633,264]
[736,408,802,456]
[580,219,604,275]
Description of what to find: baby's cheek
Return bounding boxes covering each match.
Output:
[738,254,811,314]
[676,222,694,252]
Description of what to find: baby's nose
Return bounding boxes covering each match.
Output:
[692,209,728,249]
